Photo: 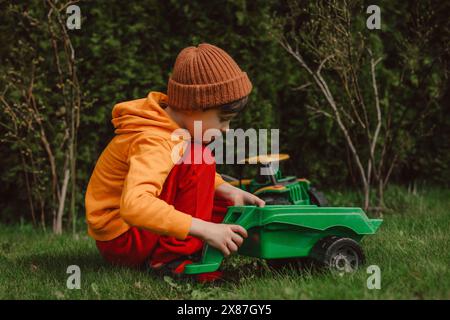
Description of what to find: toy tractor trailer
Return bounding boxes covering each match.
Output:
[184,205,382,275]
[184,154,383,275]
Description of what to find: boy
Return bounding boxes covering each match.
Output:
[85,43,265,282]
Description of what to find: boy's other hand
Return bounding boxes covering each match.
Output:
[215,183,265,207]
[189,218,248,257]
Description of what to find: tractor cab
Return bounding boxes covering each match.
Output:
[238,154,295,192]
[221,154,327,206]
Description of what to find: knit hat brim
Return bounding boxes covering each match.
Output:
[168,72,252,111]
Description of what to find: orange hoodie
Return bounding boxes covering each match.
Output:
[85,91,226,241]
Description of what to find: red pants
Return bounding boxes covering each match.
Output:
[96,143,232,268]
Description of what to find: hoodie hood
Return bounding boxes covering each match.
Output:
[111,91,180,135]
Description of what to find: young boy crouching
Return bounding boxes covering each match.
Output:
[85,43,265,283]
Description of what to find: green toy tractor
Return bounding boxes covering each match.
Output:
[184,154,382,275]
[221,154,327,206]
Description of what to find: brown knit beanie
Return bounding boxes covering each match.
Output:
[167,43,252,111]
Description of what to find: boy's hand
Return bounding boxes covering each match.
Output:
[215,183,265,207]
[189,218,248,257]
[187,183,263,257]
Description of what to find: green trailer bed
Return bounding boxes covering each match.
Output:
[184,205,382,274]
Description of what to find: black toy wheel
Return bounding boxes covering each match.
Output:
[311,236,365,273]
[308,187,328,206]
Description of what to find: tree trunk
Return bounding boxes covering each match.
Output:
[363,182,370,212]
[54,167,70,235]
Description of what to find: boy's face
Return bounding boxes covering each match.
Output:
[182,108,237,144]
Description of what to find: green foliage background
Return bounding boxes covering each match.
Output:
[0,0,449,226]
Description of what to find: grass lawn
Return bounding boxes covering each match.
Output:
[0,186,448,299]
